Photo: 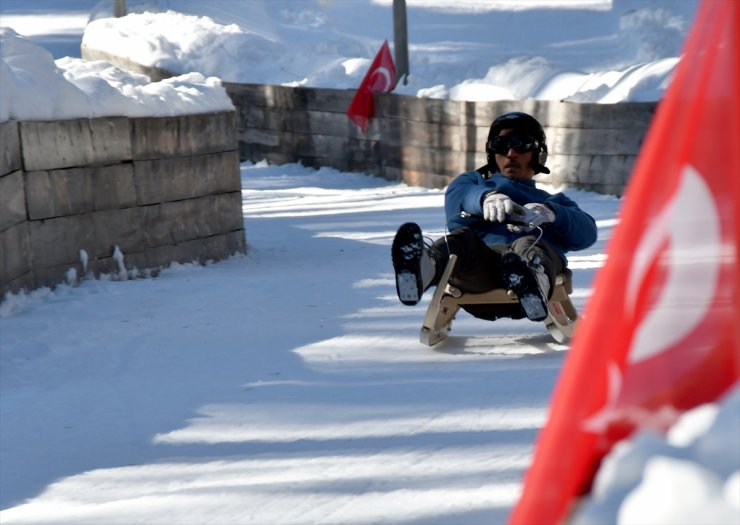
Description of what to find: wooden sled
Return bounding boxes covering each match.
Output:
[420,254,579,346]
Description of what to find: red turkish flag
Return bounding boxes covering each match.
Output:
[509,1,740,523]
[346,40,396,133]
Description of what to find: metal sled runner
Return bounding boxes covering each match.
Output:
[420,254,579,346]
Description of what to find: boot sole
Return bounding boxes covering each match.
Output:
[501,252,548,321]
[392,223,424,306]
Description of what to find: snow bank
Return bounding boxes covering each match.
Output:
[0,27,234,122]
[573,384,740,524]
[1,0,699,122]
[81,0,698,103]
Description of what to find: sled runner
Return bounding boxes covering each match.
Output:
[419,254,579,346]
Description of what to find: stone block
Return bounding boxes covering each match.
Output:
[464,100,540,128]
[378,142,471,177]
[299,86,355,113]
[238,106,270,131]
[84,249,149,279]
[547,154,635,195]
[0,221,31,285]
[91,164,138,211]
[91,207,145,257]
[29,207,146,270]
[145,230,246,269]
[376,94,460,125]
[542,101,657,129]
[26,164,138,220]
[546,127,647,156]
[0,170,26,231]
[463,100,657,129]
[380,118,486,153]
[134,151,241,205]
[225,83,353,113]
[0,120,22,176]
[131,116,178,159]
[224,83,266,109]
[296,111,348,137]
[259,84,303,110]
[131,111,238,159]
[26,168,94,220]
[20,118,132,171]
[140,203,176,247]
[29,215,96,267]
[178,112,237,154]
[240,128,280,147]
[307,135,373,162]
[143,192,243,246]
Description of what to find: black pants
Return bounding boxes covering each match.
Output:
[428,227,563,297]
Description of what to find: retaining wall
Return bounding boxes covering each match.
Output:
[0,111,245,297]
[227,82,656,195]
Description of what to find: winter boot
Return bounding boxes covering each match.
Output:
[392,222,436,306]
[500,252,550,322]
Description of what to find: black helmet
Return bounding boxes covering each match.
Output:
[483,112,550,175]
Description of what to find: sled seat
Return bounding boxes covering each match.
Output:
[420,254,579,346]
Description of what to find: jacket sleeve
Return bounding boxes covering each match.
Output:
[444,171,492,220]
[543,193,598,251]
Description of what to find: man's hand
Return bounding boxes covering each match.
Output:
[507,203,556,232]
[482,192,515,222]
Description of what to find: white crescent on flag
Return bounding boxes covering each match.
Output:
[370,67,393,92]
[625,164,721,364]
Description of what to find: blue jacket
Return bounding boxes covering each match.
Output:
[445,171,597,265]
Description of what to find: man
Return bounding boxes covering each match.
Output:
[391,111,597,322]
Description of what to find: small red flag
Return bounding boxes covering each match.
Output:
[509,0,740,523]
[346,40,396,133]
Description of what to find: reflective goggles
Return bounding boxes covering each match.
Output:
[488,134,538,155]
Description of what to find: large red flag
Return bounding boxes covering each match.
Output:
[509,1,740,523]
[346,40,396,133]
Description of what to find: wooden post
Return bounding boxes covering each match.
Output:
[393,0,409,85]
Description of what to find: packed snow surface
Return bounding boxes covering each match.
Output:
[1,161,737,524]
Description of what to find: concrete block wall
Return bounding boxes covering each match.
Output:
[226,82,656,196]
[0,111,245,297]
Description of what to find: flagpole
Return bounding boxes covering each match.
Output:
[393,0,409,86]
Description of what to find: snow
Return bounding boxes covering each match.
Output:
[1,1,738,524]
[0,26,234,122]
[573,390,740,524]
[1,0,700,122]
